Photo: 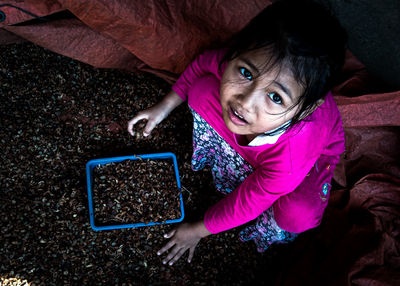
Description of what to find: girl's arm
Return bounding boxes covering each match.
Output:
[127,90,183,137]
[128,49,225,137]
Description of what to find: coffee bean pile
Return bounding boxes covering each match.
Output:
[0,42,290,285]
[93,159,181,226]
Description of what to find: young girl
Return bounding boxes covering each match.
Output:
[127,0,347,266]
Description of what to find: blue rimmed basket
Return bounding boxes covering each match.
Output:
[86,152,184,231]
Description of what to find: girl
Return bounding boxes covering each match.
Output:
[128,0,347,266]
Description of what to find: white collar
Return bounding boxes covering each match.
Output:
[248,121,290,146]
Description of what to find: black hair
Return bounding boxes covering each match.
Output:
[220,0,347,133]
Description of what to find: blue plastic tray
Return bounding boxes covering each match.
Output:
[86,152,184,231]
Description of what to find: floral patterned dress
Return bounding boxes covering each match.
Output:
[190,108,298,252]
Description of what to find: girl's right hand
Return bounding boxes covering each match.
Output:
[127,103,169,137]
[127,91,183,137]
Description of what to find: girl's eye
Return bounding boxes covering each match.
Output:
[239,67,253,80]
[267,92,282,104]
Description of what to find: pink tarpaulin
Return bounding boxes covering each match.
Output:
[1,1,399,285]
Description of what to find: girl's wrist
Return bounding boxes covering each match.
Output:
[194,220,212,238]
[161,90,183,112]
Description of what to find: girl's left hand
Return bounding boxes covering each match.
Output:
[157,220,211,265]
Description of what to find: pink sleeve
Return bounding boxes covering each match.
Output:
[203,165,307,234]
[203,130,321,234]
[171,49,226,101]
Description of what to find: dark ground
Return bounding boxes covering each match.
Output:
[0,42,293,285]
[315,0,400,89]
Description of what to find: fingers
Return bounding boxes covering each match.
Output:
[127,113,147,136]
[164,229,176,239]
[127,110,162,137]
[142,119,157,137]
[157,239,176,257]
[157,229,188,265]
[157,224,201,266]
[187,247,195,263]
[157,229,176,255]
[159,244,187,266]
[165,248,187,266]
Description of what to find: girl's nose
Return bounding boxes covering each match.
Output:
[237,89,258,112]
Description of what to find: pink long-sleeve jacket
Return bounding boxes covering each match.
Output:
[172,49,345,234]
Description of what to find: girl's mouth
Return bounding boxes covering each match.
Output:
[228,106,248,126]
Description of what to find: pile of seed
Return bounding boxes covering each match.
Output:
[93,159,181,225]
[0,42,290,285]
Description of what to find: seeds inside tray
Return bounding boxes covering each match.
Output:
[92,158,181,225]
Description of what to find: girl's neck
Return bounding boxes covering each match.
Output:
[245,134,258,143]
[235,134,257,146]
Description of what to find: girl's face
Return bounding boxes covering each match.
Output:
[220,49,305,141]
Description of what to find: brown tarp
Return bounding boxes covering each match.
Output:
[1,0,399,285]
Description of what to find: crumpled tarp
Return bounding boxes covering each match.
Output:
[0,0,271,81]
[1,1,399,285]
